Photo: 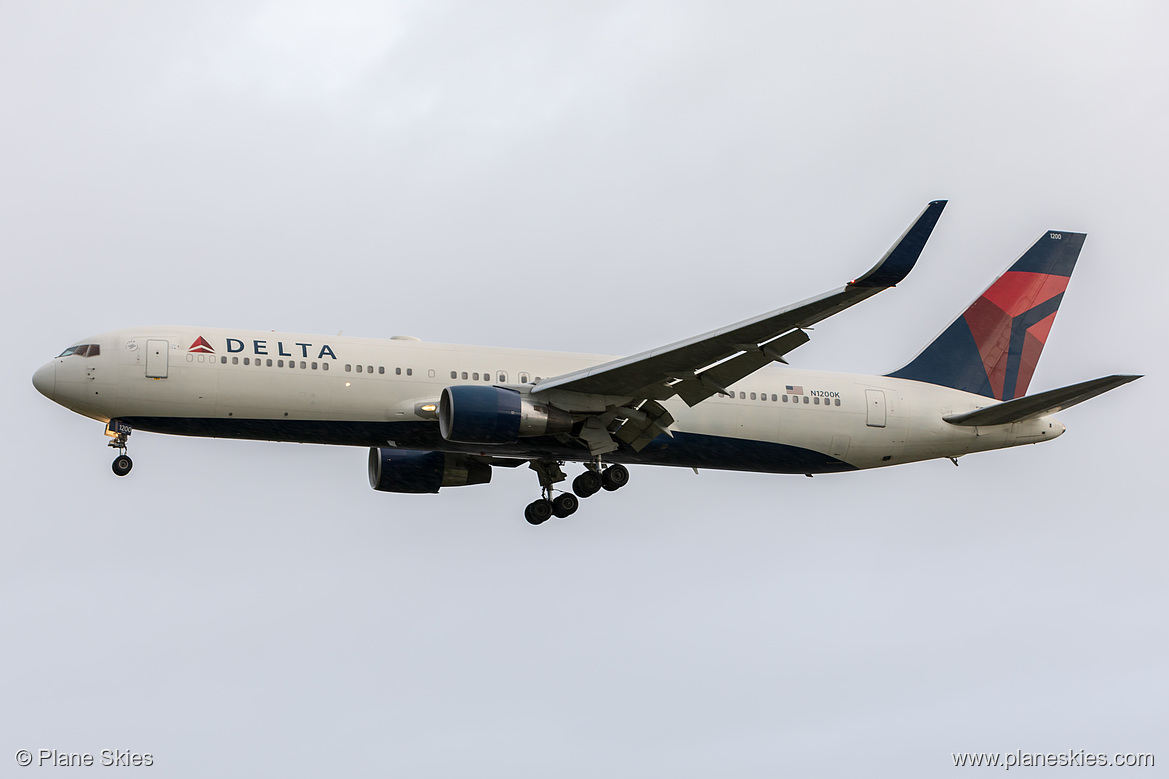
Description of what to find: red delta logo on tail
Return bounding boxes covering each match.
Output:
[964,269,1069,400]
[888,231,1085,401]
[188,336,215,354]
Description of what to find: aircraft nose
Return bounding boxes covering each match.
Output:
[32,361,56,400]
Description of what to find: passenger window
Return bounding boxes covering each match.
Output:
[300,361,306,369]
[835,398,841,406]
[473,373,479,381]
[407,368,412,376]
[345,364,352,372]
[750,392,756,400]
[311,362,318,370]
[266,359,273,367]
[450,371,457,379]
[461,371,468,380]
[498,372,507,383]
[232,357,238,365]
[367,365,373,374]
[814,396,820,405]
[782,395,788,402]
[519,373,529,383]
[739,392,745,399]
[322,363,329,371]
[771,394,777,401]
[243,357,250,365]
[802,396,809,404]
[278,359,284,367]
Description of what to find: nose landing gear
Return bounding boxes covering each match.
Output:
[106,419,133,477]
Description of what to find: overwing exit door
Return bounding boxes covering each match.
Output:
[865,389,886,427]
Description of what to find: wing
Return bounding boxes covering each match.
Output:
[534,200,948,410]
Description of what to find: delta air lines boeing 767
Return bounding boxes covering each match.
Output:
[32,202,1139,524]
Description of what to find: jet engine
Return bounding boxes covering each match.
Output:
[438,385,573,445]
[367,448,492,493]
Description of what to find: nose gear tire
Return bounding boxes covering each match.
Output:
[112,455,133,477]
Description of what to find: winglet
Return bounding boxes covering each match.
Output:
[849,200,947,288]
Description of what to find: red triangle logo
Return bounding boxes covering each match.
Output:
[189,336,215,354]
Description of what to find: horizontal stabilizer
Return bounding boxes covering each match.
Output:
[943,374,1141,426]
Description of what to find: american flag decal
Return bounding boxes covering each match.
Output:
[785,385,804,395]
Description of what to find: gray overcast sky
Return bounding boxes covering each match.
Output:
[2,2,1166,776]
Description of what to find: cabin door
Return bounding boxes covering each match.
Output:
[145,339,169,378]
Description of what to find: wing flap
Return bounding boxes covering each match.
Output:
[943,374,1141,426]
[673,328,812,406]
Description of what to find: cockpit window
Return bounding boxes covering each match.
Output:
[56,344,100,358]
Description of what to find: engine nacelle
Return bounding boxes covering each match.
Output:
[438,385,573,445]
[367,448,492,493]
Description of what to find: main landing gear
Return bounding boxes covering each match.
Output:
[106,419,133,477]
[523,492,580,524]
[524,460,629,525]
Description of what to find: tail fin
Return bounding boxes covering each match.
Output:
[888,231,1085,400]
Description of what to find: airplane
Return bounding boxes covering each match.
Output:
[31,201,1139,524]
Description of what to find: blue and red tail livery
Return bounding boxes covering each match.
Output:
[888,231,1085,400]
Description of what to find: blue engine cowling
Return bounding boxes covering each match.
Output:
[438,385,574,445]
[367,448,492,493]
[439,385,522,444]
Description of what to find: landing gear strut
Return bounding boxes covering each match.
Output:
[525,459,629,524]
[106,419,133,477]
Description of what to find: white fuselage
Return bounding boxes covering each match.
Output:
[32,326,1064,474]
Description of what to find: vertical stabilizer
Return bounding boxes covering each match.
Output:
[888,231,1085,400]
